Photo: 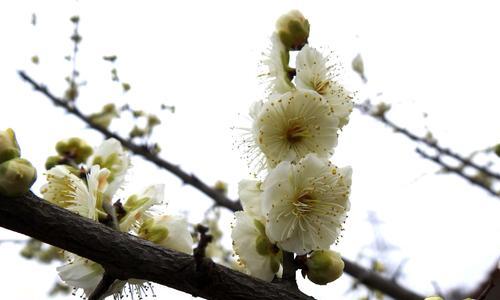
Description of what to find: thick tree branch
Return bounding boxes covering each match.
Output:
[356,102,500,181]
[416,148,498,197]
[18,71,424,300]
[18,70,243,212]
[0,192,313,300]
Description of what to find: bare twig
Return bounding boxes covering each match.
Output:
[416,148,498,197]
[343,258,422,300]
[356,102,500,181]
[194,224,213,271]
[18,70,242,212]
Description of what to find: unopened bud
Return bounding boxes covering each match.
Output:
[0,128,21,164]
[55,137,93,164]
[494,144,500,157]
[352,54,366,82]
[45,156,62,170]
[214,180,228,195]
[276,10,310,50]
[305,250,344,285]
[424,297,443,300]
[0,158,37,197]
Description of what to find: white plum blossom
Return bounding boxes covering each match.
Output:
[57,255,105,297]
[262,153,351,254]
[231,211,281,281]
[88,138,130,198]
[41,165,110,220]
[254,89,340,168]
[57,254,148,299]
[119,184,164,232]
[138,214,193,254]
[260,33,294,96]
[295,45,354,128]
[238,179,263,219]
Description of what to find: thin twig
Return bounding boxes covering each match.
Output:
[194,224,213,272]
[18,70,242,212]
[416,148,498,197]
[356,102,500,181]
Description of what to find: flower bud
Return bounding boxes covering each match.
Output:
[0,158,37,197]
[494,144,500,157]
[276,10,310,50]
[0,128,21,164]
[305,250,344,285]
[424,297,443,300]
[45,156,62,170]
[55,137,93,164]
[352,54,366,82]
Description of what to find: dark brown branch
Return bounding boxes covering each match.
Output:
[477,279,495,300]
[356,102,500,181]
[416,148,498,197]
[18,71,424,300]
[0,192,313,300]
[18,70,242,212]
[343,258,422,300]
[281,251,298,288]
[194,224,213,271]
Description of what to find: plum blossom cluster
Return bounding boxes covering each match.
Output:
[232,10,354,285]
[40,138,193,299]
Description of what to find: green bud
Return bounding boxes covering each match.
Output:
[494,144,500,157]
[214,180,228,195]
[253,219,266,236]
[255,235,272,256]
[424,297,443,300]
[45,156,62,170]
[0,158,37,197]
[0,129,21,164]
[275,10,310,50]
[305,250,344,285]
[138,218,169,244]
[55,137,93,164]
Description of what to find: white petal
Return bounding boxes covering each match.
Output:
[119,184,164,232]
[57,256,104,297]
[155,215,193,254]
[238,179,263,218]
[231,211,276,281]
[88,138,130,197]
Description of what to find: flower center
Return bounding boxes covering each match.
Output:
[293,190,315,216]
[313,78,330,95]
[286,120,309,144]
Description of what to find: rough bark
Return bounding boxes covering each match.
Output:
[0,192,313,300]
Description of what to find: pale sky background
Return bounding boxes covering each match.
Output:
[0,1,499,299]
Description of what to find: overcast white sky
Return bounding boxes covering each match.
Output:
[1,1,500,299]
